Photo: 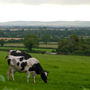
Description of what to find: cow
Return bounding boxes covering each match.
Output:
[6,50,48,83]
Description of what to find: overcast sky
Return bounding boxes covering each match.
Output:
[1,0,90,5]
[0,0,90,22]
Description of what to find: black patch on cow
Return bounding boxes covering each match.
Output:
[41,72,47,83]
[17,62,19,66]
[21,62,27,71]
[29,63,47,83]
[10,50,32,60]
[8,59,11,65]
[29,63,43,74]
[20,57,24,61]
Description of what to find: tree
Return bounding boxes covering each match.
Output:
[57,34,90,55]
[69,34,80,51]
[24,34,39,51]
[0,39,5,47]
[57,39,72,54]
[42,34,51,45]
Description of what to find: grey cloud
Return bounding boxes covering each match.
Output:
[0,0,44,4]
[0,0,90,5]
[47,0,90,5]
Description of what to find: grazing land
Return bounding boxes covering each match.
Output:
[0,51,90,90]
[5,43,24,47]
[0,47,54,54]
[4,42,58,48]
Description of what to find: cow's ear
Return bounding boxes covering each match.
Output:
[44,70,49,73]
[44,71,49,76]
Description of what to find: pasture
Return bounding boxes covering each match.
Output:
[0,51,90,90]
[0,47,55,53]
[4,42,58,48]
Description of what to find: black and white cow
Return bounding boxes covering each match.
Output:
[6,50,48,83]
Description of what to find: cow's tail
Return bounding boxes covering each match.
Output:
[5,56,8,60]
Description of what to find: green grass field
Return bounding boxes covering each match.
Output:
[5,42,58,48]
[0,51,90,90]
[0,47,55,53]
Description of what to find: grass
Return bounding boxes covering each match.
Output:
[4,43,24,47]
[4,42,58,48]
[0,47,26,50]
[0,47,55,53]
[0,51,90,90]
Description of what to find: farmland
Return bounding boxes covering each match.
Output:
[4,42,58,48]
[0,51,90,90]
[0,42,57,54]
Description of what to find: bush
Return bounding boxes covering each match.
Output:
[24,34,39,51]
[57,34,90,55]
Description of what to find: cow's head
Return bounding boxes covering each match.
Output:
[41,71,48,83]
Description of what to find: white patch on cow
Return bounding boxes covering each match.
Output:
[45,72,48,77]
[16,50,21,53]
[8,55,22,60]
[8,50,21,55]
[9,50,13,55]
[28,58,39,65]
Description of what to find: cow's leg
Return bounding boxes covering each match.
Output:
[10,69,15,81]
[7,67,11,80]
[27,71,31,83]
[32,71,36,83]
[33,76,36,83]
[33,75,36,83]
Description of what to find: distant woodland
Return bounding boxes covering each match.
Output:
[0,26,90,42]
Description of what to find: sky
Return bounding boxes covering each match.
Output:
[0,0,90,22]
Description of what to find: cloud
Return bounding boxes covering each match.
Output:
[0,0,43,5]
[50,0,90,5]
[0,0,90,5]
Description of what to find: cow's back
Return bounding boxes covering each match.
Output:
[7,54,39,72]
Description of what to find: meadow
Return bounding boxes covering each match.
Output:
[0,47,54,54]
[4,42,58,48]
[0,51,90,90]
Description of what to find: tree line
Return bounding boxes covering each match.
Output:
[57,34,90,55]
[0,34,90,55]
[0,28,90,42]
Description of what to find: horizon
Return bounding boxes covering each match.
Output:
[0,21,90,27]
[1,20,90,23]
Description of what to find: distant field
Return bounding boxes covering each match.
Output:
[5,43,24,47]
[4,42,58,48]
[0,47,55,53]
[0,47,26,51]
[1,42,57,53]
[0,51,90,90]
